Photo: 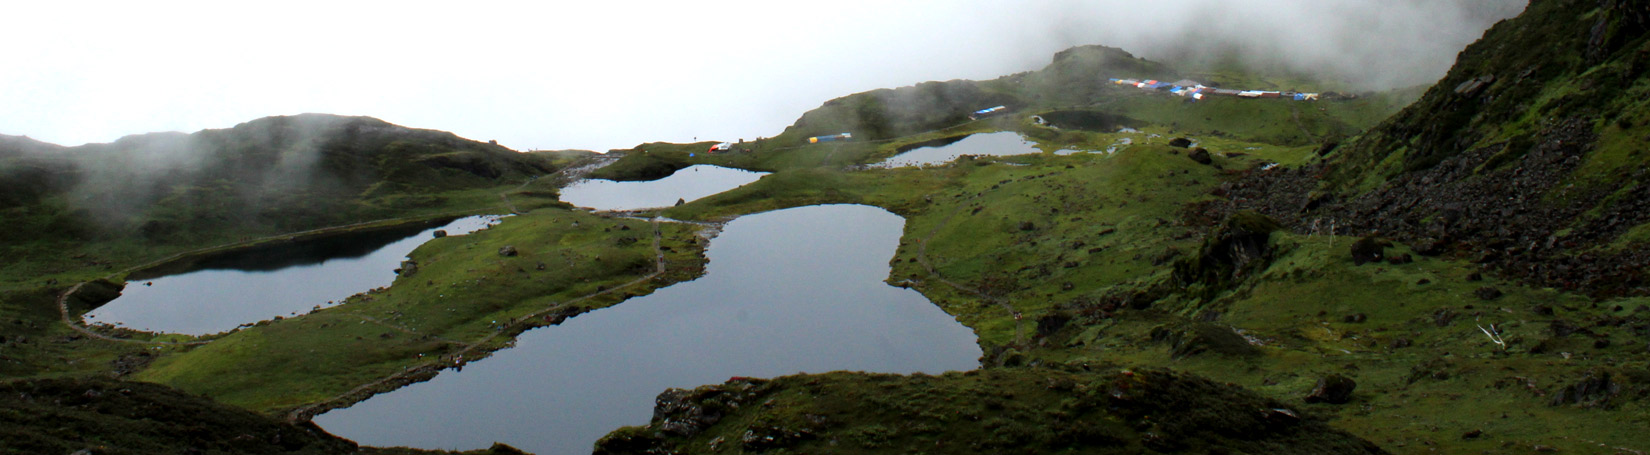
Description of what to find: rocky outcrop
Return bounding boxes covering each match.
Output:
[1305,374,1358,404]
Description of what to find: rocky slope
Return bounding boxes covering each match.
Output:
[1222,0,1650,297]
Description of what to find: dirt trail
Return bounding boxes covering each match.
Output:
[914,195,1026,346]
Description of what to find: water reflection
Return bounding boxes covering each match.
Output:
[315,205,980,455]
[85,215,505,335]
[873,132,1042,168]
[558,165,767,211]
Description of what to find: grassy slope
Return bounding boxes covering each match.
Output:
[0,376,529,455]
[0,114,568,382]
[588,45,1399,182]
[597,369,1384,455]
[605,13,1649,450]
[136,205,707,414]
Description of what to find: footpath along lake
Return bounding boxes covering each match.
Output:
[314,204,981,454]
[83,215,505,335]
[558,164,767,211]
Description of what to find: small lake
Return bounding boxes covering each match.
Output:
[558,164,767,211]
[84,215,505,335]
[314,204,980,455]
[873,131,1042,168]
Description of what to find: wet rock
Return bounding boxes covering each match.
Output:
[484,443,530,455]
[741,425,812,452]
[1386,253,1413,265]
[1551,370,1619,408]
[1314,138,1341,157]
[432,229,448,238]
[1304,374,1357,404]
[1550,319,1585,337]
[394,260,418,277]
[1189,147,1213,165]
[498,245,519,257]
[1433,309,1458,327]
[1349,236,1391,266]
[1169,137,1193,148]
[1173,211,1282,300]
[1474,286,1504,300]
[1037,312,1072,337]
[1150,322,1259,358]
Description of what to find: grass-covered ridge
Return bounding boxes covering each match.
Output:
[597,369,1385,454]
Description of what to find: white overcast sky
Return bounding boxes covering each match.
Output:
[3,1,1525,152]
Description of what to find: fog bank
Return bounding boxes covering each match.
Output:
[1,0,1525,152]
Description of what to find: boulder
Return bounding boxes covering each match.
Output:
[1168,137,1193,148]
[498,245,519,257]
[1304,374,1357,404]
[433,230,448,238]
[1188,147,1213,165]
[394,260,418,277]
[1349,236,1391,266]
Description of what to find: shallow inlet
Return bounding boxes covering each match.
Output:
[872,131,1042,168]
[83,215,504,335]
[558,164,767,211]
[314,204,981,455]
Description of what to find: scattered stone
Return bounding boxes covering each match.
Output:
[1343,313,1368,323]
[536,262,547,271]
[1475,286,1504,300]
[1467,272,1483,282]
[1061,282,1075,291]
[1019,221,1037,231]
[1417,278,1432,285]
[433,230,448,238]
[1169,137,1193,148]
[1390,338,1413,349]
[1386,253,1414,265]
[1461,429,1483,440]
[1305,374,1357,404]
[1189,147,1213,165]
[498,245,519,257]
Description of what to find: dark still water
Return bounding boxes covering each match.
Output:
[84,215,505,335]
[314,204,980,455]
[558,164,767,211]
[872,131,1042,168]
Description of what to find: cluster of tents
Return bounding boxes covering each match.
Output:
[1109,78,1321,102]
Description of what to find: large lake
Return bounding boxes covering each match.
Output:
[314,204,981,454]
[84,215,504,335]
[558,164,767,211]
[872,131,1042,168]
